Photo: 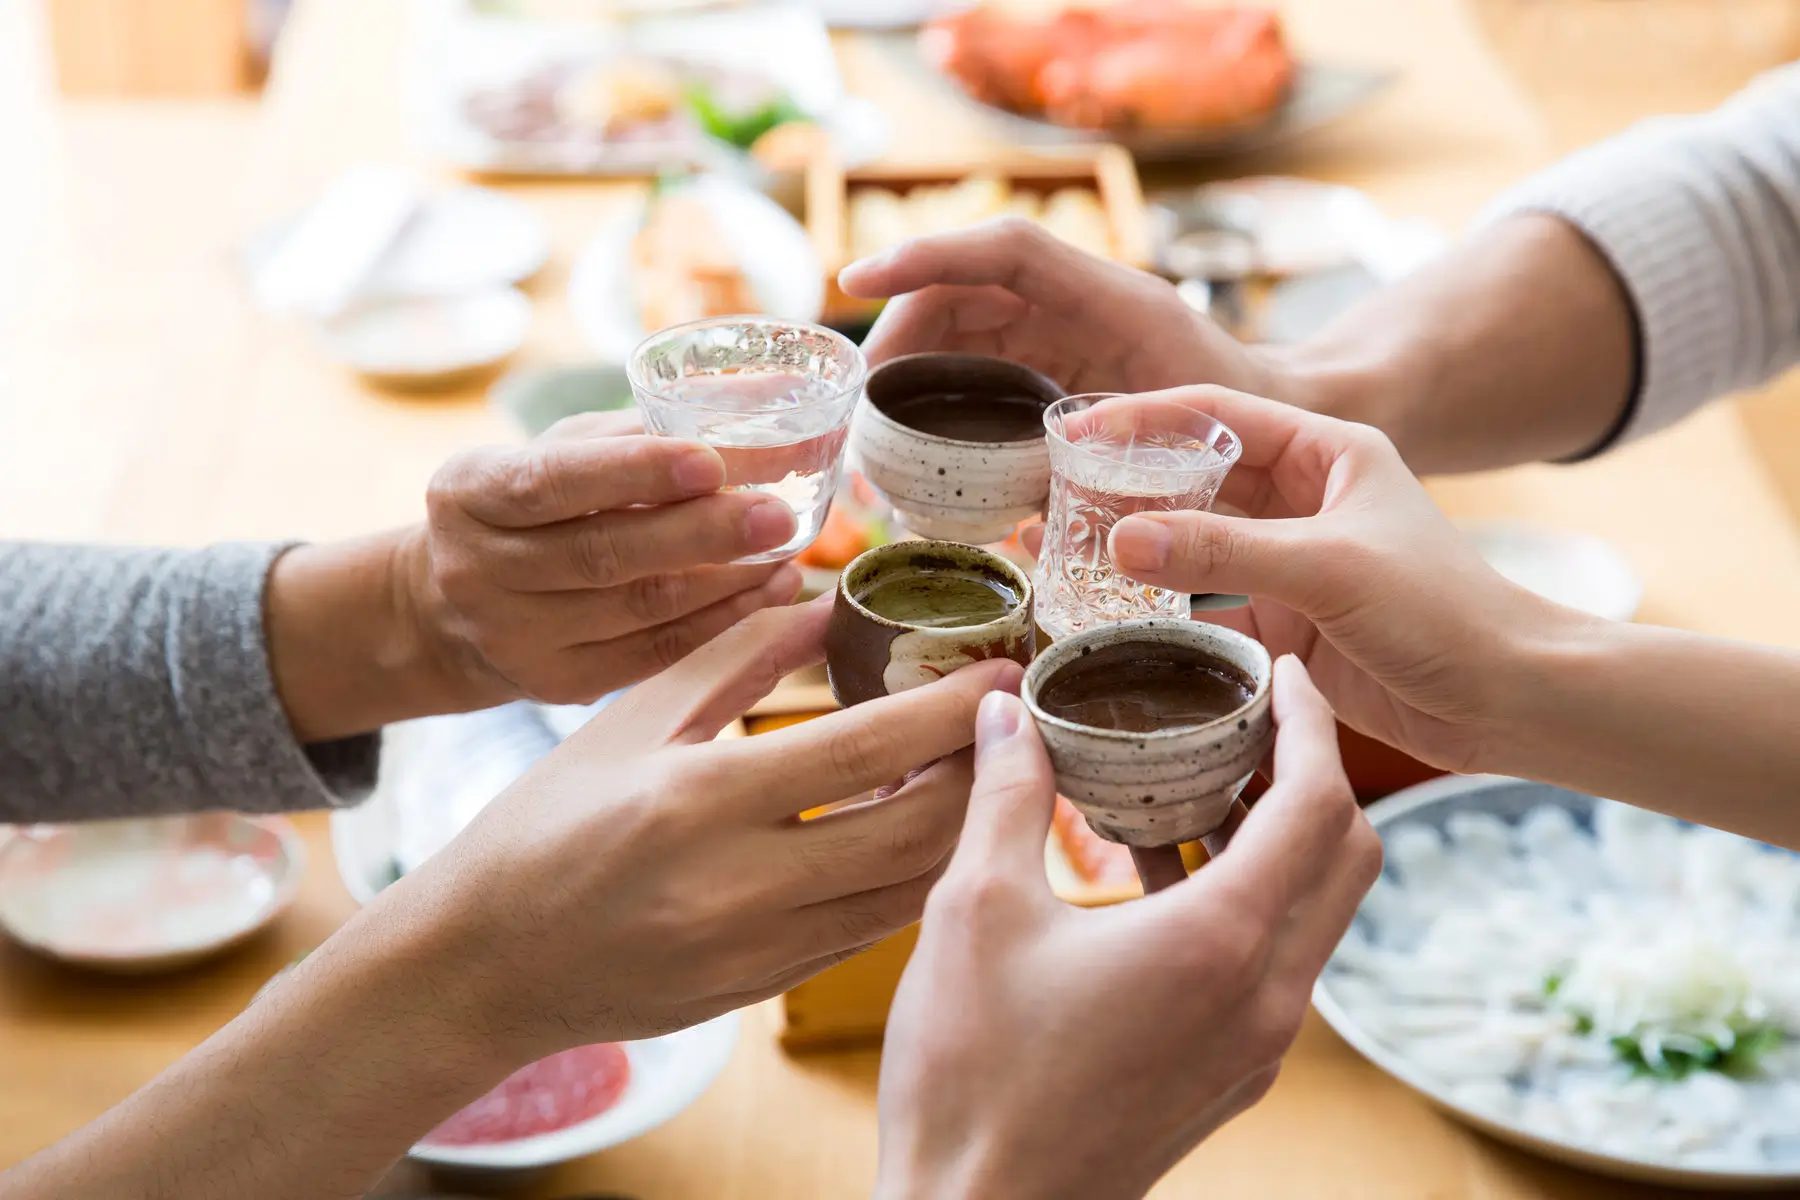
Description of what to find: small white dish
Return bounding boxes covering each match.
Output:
[1460,520,1643,623]
[567,174,824,362]
[0,815,304,973]
[316,286,532,386]
[361,185,549,300]
[407,1013,741,1172]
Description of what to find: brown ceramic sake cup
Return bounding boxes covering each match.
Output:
[825,540,1037,707]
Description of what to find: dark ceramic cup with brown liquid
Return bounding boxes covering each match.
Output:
[850,352,1065,544]
[826,540,1036,707]
[1021,618,1273,847]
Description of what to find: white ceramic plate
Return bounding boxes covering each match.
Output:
[316,286,532,383]
[567,174,824,362]
[408,1012,740,1170]
[1314,776,1800,1191]
[0,815,304,973]
[1460,521,1643,623]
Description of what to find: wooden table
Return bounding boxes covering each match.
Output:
[5,1,1800,1196]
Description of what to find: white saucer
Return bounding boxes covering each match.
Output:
[1460,521,1643,622]
[0,815,304,973]
[316,286,532,385]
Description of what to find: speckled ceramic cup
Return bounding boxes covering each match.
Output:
[1022,619,1273,847]
[826,540,1036,707]
[851,352,1065,544]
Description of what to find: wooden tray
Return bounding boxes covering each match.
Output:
[805,145,1152,324]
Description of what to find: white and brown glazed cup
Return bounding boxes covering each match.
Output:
[850,352,1065,544]
[1021,619,1274,847]
[825,540,1036,707]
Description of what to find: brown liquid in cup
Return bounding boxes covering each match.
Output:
[1037,641,1255,734]
[880,392,1053,443]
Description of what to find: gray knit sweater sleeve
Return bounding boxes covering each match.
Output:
[1,541,381,824]
[1481,64,1800,450]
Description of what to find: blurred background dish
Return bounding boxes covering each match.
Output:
[0,815,304,974]
[315,286,532,388]
[1460,521,1644,623]
[567,173,824,361]
[1315,775,1800,1190]
[490,363,638,435]
[905,1,1394,160]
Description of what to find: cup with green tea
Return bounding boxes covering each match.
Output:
[825,540,1036,707]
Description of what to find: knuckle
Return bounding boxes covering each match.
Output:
[623,572,692,625]
[824,722,909,785]
[1248,993,1308,1062]
[886,810,955,880]
[646,617,703,671]
[487,449,564,522]
[925,870,1025,937]
[835,900,907,947]
[568,522,629,587]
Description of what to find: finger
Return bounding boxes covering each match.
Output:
[430,435,728,529]
[765,869,943,971]
[540,409,644,440]
[1198,798,1250,860]
[839,217,1132,317]
[941,691,1058,891]
[1108,510,1330,614]
[555,568,810,717]
[1269,812,1382,991]
[775,750,972,907]
[860,283,1031,366]
[704,657,1025,818]
[486,561,785,645]
[476,492,798,590]
[1178,657,1356,929]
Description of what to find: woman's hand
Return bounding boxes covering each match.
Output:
[401,595,1023,1055]
[840,218,1282,398]
[875,661,1379,1200]
[1089,386,1567,774]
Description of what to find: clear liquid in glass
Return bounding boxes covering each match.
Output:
[630,317,865,566]
[1036,419,1234,639]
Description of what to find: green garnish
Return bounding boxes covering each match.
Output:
[1542,971,1564,997]
[1606,1019,1783,1081]
[684,81,806,151]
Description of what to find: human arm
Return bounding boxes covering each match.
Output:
[874,663,1380,1200]
[1101,386,1800,849]
[1,412,802,823]
[1,599,1021,1200]
[845,65,1800,474]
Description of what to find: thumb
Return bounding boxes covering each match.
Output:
[1109,511,1328,614]
[943,691,1058,892]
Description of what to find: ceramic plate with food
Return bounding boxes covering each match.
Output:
[568,174,824,361]
[912,1,1392,161]
[416,2,859,176]
[1315,776,1800,1190]
[0,815,304,973]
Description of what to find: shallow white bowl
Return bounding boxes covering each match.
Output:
[0,814,304,973]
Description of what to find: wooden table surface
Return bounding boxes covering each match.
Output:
[4,1,1800,1196]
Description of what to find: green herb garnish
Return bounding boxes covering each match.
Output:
[1607,1019,1783,1081]
[684,81,806,151]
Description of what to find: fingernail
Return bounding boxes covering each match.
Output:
[1111,516,1172,572]
[673,449,725,494]
[976,691,1023,760]
[745,499,797,550]
[765,563,804,600]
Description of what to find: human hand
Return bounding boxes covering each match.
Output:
[405,410,806,709]
[1092,386,1574,773]
[839,218,1283,398]
[393,596,1022,1057]
[875,662,1379,1200]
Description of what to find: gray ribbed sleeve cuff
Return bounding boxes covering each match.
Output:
[1478,66,1800,454]
[0,541,381,823]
